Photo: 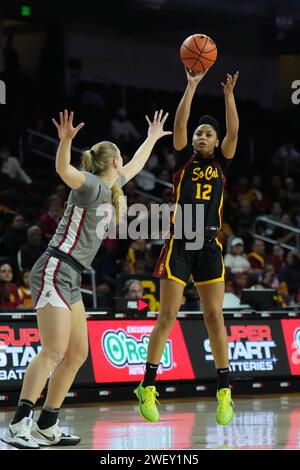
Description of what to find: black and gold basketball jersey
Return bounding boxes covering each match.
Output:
[171,145,231,236]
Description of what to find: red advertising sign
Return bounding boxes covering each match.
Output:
[0,324,41,385]
[88,320,195,383]
[281,319,300,376]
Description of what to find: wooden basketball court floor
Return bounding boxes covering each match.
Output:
[1,394,300,450]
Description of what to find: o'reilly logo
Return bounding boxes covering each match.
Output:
[102,329,172,369]
[0,80,6,104]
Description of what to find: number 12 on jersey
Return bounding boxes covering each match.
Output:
[196,183,212,200]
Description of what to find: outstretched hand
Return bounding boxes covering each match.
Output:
[221,71,239,96]
[146,110,172,140]
[52,110,85,140]
[186,67,209,87]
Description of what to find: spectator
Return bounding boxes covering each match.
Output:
[0,144,32,185]
[247,239,270,274]
[18,270,33,309]
[278,252,300,298]
[17,225,44,271]
[39,195,63,240]
[233,272,249,298]
[0,262,21,309]
[122,279,144,299]
[110,108,140,145]
[236,200,253,228]
[126,238,147,274]
[270,243,285,273]
[264,264,280,289]
[224,237,251,274]
[255,265,279,290]
[1,214,27,256]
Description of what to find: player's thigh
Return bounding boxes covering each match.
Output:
[196,281,225,316]
[159,278,185,317]
[36,305,72,356]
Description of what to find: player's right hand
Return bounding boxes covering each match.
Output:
[52,110,85,141]
[185,67,209,87]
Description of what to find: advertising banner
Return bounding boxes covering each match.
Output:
[181,319,290,378]
[0,317,298,391]
[88,320,195,383]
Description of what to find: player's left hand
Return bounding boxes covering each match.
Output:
[52,110,85,141]
[221,71,239,96]
[146,110,173,140]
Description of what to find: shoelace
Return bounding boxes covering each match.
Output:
[144,387,160,406]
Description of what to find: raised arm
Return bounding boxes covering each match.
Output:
[121,110,172,184]
[52,110,85,189]
[173,69,208,151]
[221,71,239,159]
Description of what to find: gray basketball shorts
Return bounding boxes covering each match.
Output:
[30,253,82,310]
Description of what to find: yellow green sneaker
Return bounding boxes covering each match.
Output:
[216,388,234,425]
[134,382,160,422]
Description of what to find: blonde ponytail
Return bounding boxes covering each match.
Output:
[81,142,126,222]
[112,182,127,222]
[82,150,95,173]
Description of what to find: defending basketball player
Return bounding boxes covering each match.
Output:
[2,109,172,449]
[136,68,239,425]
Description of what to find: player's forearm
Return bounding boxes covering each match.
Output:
[224,93,239,137]
[174,83,197,129]
[130,135,158,173]
[55,138,72,174]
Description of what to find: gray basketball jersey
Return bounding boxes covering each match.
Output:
[49,172,126,268]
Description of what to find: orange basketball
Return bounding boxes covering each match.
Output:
[180,34,218,73]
